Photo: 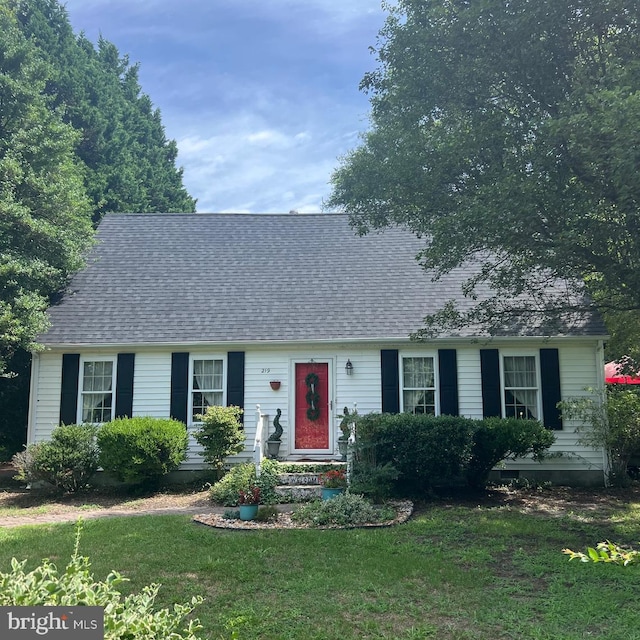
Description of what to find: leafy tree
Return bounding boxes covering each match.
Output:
[0,0,93,372]
[1,0,198,454]
[14,0,197,220]
[328,0,640,345]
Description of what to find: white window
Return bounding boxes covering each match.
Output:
[502,355,539,420]
[401,356,436,415]
[79,359,115,423]
[190,358,224,422]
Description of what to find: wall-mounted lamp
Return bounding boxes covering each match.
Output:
[345,359,354,376]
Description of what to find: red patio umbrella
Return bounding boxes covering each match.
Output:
[605,361,640,384]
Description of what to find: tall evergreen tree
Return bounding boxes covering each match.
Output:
[14,0,197,220]
[1,0,198,458]
[0,1,94,456]
[0,0,93,371]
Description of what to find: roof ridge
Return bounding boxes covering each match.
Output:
[102,212,348,218]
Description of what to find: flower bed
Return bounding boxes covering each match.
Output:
[192,500,413,530]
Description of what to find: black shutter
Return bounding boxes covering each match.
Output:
[115,353,135,418]
[540,348,563,430]
[480,349,502,418]
[227,351,245,409]
[381,349,400,413]
[438,349,459,416]
[170,352,189,424]
[59,353,80,425]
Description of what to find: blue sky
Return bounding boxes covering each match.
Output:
[62,0,387,213]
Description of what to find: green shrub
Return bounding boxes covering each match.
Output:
[256,458,280,505]
[210,463,256,505]
[256,505,279,522]
[355,413,476,496]
[0,525,204,639]
[353,413,555,495]
[97,417,187,486]
[193,405,245,472]
[291,493,395,527]
[560,386,640,486]
[209,461,279,506]
[466,417,555,488]
[276,462,344,474]
[349,460,399,502]
[12,424,99,493]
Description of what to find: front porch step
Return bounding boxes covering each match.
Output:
[272,465,346,502]
[275,484,321,502]
[275,473,322,502]
[277,472,321,486]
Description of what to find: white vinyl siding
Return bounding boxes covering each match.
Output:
[131,352,171,417]
[27,342,606,478]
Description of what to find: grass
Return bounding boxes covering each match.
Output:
[1,495,640,639]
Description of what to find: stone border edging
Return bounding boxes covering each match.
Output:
[192,500,414,531]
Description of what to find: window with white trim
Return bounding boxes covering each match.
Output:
[191,358,224,421]
[502,355,539,420]
[401,356,436,415]
[80,359,115,423]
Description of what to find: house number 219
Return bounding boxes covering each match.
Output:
[261,368,271,374]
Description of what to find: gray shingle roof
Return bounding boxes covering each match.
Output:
[40,213,607,346]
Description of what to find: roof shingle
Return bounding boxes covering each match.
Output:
[40,213,607,345]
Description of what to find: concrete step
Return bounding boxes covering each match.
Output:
[277,472,321,486]
[275,484,321,502]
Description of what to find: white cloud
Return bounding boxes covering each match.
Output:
[175,110,349,212]
[62,0,384,213]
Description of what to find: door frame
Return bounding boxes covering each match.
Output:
[289,358,334,455]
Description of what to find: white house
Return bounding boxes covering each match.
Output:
[27,213,609,484]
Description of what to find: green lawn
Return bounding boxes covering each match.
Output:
[1,497,640,640]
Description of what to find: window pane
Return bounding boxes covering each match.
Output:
[82,361,113,392]
[402,357,436,414]
[504,356,536,388]
[403,357,434,388]
[192,391,223,422]
[81,361,113,423]
[191,359,224,421]
[504,389,538,420]
[193,359,223,391]
[403,390,435,415]
[82,393,112,423]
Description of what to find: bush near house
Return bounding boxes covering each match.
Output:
[12,423,99,493]
[467,417,555,488]
[97,417,188,486]
[193,405,245,475]
[209,459,280,506]
[354,413,554,496]
[560,386,640,486]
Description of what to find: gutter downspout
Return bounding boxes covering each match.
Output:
[26,352,40,444]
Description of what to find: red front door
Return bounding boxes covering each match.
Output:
[294,362,330,450]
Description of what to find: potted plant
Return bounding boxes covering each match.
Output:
[319,469,347,500]
[266,408,283,459]
[238,485,261,520]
